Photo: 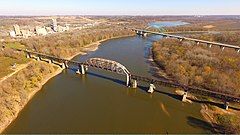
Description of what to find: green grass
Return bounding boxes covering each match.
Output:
[6,42,26,50]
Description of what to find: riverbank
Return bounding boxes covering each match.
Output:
[0,62,63,133]
[151,38,240,134]
[0,34,133,133]
[200,104,240,133]
[66,34,134,60]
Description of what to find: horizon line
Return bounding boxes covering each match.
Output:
[1,14,240,17]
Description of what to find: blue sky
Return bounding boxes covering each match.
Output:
[0,0,239,15]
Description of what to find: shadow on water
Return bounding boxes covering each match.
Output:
[190,99,224,109]
[187,116,224,134]
[66,67,129,87]
[67,67,78,72]
[86,70,183,102]
[9,68,237,134]
[190,99,240,111]
[87,72,126,86]
[155,89,182,101]
[87,72,160,94]
[137,85,148,92]
[66,67,240,111]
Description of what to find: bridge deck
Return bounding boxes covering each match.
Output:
[131,75,240,102]
[133,29,240,50]
[20,49,240,103]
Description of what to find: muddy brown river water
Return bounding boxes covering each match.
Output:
[4,22,211,134]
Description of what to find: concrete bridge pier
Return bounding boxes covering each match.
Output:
[182,91,188,102]
[26,52,31,58]
[126,74,130,87]
[142,33,147,37]
[179,38,184,42]
[64,61,69,69]
[80,64,86,74]
[131,79,137,88]
[236,49,240,53]
[85,66,88,71]
[61,62,66,69]
[36,56,40,61]
[136,30,140,35]
[76,68,80,74]
[221,46,225,51]
[224,102,229,110]
[48,59,52,64]
[136,31,148,37]
[208,44,212,48]
[147,83,156,93]
[76,64,87,74]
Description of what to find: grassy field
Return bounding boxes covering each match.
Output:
[6,42,26,50]
[0,41,29,79]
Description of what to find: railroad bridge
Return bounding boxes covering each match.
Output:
[21,49,240,110]
[133,28,240,53]
[84,58,131,86]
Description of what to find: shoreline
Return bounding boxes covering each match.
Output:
[66,34,134,61]
[1,34,133,133]
[150,40,240,133]
[0,62,63,133]
[150,46,218,131]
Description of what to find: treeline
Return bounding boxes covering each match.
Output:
[165,25,206,32]
[20,27,133,58]
[152,38,240,133]
[0,48,23,60]
[0,62,57,132]
[152,39,240,96]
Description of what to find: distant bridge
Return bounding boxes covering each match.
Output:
[17,49,240,110]
[133,28,240,53]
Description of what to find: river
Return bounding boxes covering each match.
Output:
[4,22,211,134]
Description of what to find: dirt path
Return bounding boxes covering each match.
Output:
[0,62,32,84]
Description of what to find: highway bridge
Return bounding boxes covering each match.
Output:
[133,28,240,53]
[17,49,240,110]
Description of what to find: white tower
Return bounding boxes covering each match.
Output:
[52,19,58,32]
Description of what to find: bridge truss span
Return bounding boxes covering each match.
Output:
[84,58,131,86]
[19,49,240,105]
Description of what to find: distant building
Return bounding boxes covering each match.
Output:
[56,25,70,32]
[51,19,58,32]
[9,18,70,38]
[65,24,70,31]
[35,26,48,36]
[13,24,21,36]
[51,19,70,32]
[21,30,31,38]
[46,27,54,34]
[9,31,16,37]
